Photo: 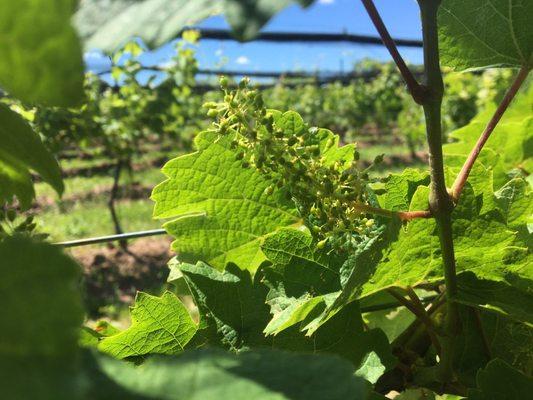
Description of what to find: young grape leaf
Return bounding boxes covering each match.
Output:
[175,261,271,349]
[98,291,197,359]
[0,236,83,399]
[75,0,315,51]
[261,228,344,334]
[91,348,371,400]
[378,168,430,211]
[0,0,84,106]
[438,0,533,70]
[172,261,396,374]
[0,104,64,207]
[152,131,301,272]
[494,178,532,229]
[468,359,533,400]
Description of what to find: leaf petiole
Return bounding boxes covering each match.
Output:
[451,65,530,201]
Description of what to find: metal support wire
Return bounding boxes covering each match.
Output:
[191,28,423,48]
[54,228,167,248]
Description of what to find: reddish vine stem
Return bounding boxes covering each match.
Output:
[360,0,427,104]
[397,209,432,221]
[451,66,530,201]
[352,203,431,221]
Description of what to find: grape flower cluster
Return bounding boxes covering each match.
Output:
[203,77,381,252]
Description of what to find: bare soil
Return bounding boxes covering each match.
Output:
[70,237,173,317]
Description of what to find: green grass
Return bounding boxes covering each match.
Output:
[35,166,166,200]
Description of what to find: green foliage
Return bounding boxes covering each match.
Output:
[0,0,84,106]
[171,260,397,374]
[0,236,83,399]
[75,0,221,51]
[0,103,63,208]
[444,83,532,188]
[439,0,533,70]
[468,359,533,399]
[98,291,197,359]
[152,130,301,272]
[92,348,371,400]
[75,0,315,49]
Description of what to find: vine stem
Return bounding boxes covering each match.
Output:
[352,203,431,221]
[388,287,442,354]
[451,65,530,201]
[417,0,459,384]
[360,0,427,104]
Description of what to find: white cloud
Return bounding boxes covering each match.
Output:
[83,51,103,61]
[235,55,250,65]
[158,60,177,69]
[215,49,224,57]
[318,0,335,5]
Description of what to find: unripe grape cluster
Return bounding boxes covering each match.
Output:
[204,78,379,252]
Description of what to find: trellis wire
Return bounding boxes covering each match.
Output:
[187,28,423,47]
[54,228,167,248]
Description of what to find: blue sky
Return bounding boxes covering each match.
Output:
[86,0,424,78]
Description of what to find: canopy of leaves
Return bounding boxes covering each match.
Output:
[0,104,63,207]
[75,0,315,51]
[453,306,532,386]
[0,236,83,399]
[91,348,371,400]
[468,359,533,399]
[438,0,533,70]
[0,0,83,106]
[257,165,531,333]
[152,131,301,272]
[98,291,197,359]
[171,261,396,377]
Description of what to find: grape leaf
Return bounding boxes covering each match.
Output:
[75,0,315,50]
[378,168,430,211]
[261,228,344,334]
[453,306,532,387]
[444,85,532,188]
[172,261,396,375]
[152,131,301,272]
[364,306,416,342]
[91,348,371,400]
[176,261,270,349]
[0,236,83,399]
[99,291,197,359]
[495,178,532,229]
[438,0,533,70]
[468,359,533,400]
[0,0,83,106]
[0,104,63,207]
[260,168,429,334]
[456,272,533,324]
[331,166,532,325]
[75,0,221,51]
